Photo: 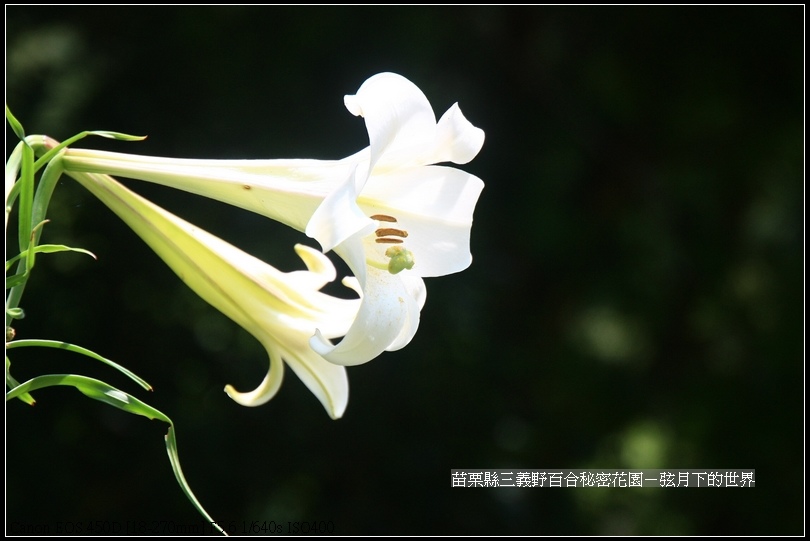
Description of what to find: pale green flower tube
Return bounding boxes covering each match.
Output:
[42,142,360,419]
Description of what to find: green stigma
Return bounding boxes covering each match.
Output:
[385,246,415,274]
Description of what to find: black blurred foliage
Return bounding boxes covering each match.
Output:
[5,6,803,536]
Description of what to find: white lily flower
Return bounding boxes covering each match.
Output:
[61,72,485,367]
[55,161,359,419]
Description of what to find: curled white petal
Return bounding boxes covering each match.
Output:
[224,348,285,407]
[344,72,437,172]
[433,103,486,165]
[385,274,427,352]
[306,166,376,253]
[310,266,413,366]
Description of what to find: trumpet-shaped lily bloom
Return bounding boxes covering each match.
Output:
[61,72,485,367]
[51,156,360,419]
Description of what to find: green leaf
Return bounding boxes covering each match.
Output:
[6,374,162,417]
[165,426,226,536]
[6,239,97,289]
[28,151,69,250]
[17,143,35,252]
[89,130,148,141]
[5,357,35,405]
[35,244,95,258]
[6,374,225,535]
[6,243,97,271]
[5,162,22,208]
[5,273,27,290]
[6,339,152,391]
[31,131,146,172]
[6,307,24,320]
[22,219,50,273]
[6,104,25,140]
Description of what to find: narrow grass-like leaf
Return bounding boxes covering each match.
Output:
[6,374,224,535]
[31,132,145,173]
[6,239,96,289]
[17,142,34,252]
[30,156,66,243]
[165,426,227,536]
[5,272,27,290]
[5,357,35,405]
[6,104,25,140]
[23,219,49,273]
[5,141,24,210]
[6,339,152,391]
[6,374,162,418]
[90,130,148,141]
[6,244,97,270]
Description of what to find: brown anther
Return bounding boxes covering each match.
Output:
[370,214,397,223]
[375,228,408,238]
[375,238,404,244]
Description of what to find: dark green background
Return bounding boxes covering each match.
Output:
[6,6,803,535]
